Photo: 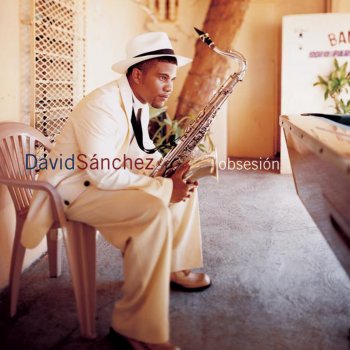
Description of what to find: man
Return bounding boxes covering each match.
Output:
[22,32,210,350]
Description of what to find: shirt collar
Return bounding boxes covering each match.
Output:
[117,75,149,122]
[123,76,146,111]
[132,93,146,111]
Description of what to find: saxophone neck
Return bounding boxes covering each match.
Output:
[194,27,247,80]
[215,46,247,80]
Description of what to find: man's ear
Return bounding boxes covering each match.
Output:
[131,68,143,85]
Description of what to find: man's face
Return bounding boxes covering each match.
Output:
[136,61,177,108]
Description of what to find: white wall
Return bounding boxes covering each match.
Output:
[280,12,350,173]
[281,13,350,115]
[85,0,149,92]
[0,0,47,290]
[0,0,21,122]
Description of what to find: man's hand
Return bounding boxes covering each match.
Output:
[170,163,198,203]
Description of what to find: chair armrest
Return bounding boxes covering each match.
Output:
[0,177,68,228]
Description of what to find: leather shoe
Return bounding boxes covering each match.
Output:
[170,270,211,292]
[108,328,180,350]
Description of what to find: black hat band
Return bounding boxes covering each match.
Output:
[134,48,175,58]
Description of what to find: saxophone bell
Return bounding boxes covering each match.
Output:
[184,149,218,182]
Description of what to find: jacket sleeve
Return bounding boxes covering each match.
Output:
[71,93,173,205]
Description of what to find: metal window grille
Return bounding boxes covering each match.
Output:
[33,0,86,143]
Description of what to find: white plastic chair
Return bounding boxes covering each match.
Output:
[0,122,97,338]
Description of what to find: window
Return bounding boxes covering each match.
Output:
[33,0,86,142]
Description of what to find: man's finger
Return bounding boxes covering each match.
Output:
[186,179,198,186]
[175,162,190,177]
[187,183,197,191]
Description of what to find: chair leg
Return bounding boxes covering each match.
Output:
[46,228,63,277]
[9,216,26,317]
[63,222,96,339]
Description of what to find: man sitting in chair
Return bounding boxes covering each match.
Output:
[22,32,211,350]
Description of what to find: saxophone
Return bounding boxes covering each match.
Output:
[150,27,247,180]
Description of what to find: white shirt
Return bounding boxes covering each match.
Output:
[124,79,162,172]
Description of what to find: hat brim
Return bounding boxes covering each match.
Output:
[111,54,192,74]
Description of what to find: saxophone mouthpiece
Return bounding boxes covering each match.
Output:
[193,27,214,47]
[194,27,205,36]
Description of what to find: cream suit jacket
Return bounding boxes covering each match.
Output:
[21,75,173,249]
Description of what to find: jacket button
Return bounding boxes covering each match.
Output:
[84,180,90,187]
[64,200,70,206]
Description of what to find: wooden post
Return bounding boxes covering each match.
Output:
[175,0,251,119]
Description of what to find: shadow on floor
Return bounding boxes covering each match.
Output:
[1,171,350,350]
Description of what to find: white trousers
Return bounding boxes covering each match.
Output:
[67,187,202,343]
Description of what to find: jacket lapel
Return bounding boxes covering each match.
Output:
[117,75,133,144]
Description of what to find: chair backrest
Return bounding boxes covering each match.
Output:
[0,122,52,215]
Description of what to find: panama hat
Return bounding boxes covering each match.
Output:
[112,32,192,74]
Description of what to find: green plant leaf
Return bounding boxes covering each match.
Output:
[340,78,347,87]
[149,106,168,119]
[197,144,206,152]
[334,58,340,70]
[314,58,350,113]
[208,134,215,152]
[320,75,328,85]
[340,61,348,78]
